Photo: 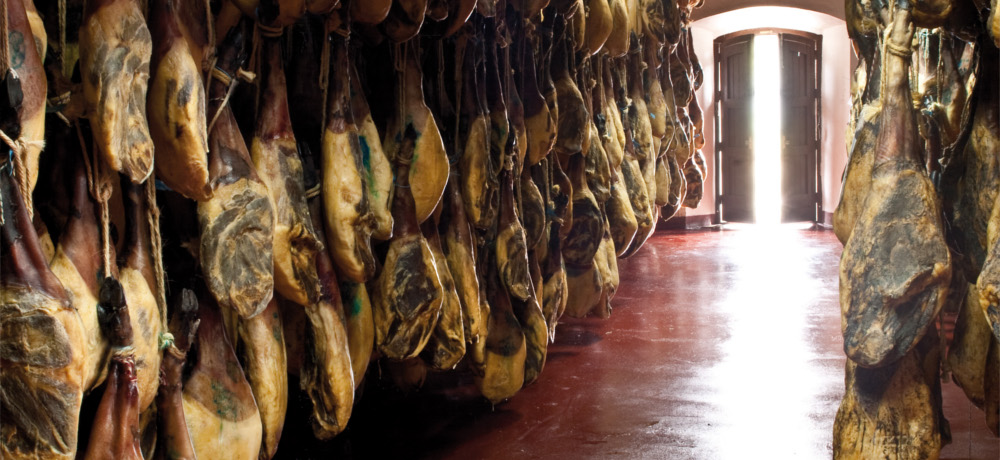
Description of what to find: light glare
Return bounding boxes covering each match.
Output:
[753,34,783,225]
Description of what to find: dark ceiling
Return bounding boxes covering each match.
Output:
[691,0,847,21]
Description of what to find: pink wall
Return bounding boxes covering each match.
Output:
[684,7,851,224]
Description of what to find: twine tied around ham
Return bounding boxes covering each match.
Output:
[0,129,36,217]
[145,177,174,350]
[207,66,256,133]
[885,40,913,59]
[76,122,115,282]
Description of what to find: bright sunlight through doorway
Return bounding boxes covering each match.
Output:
[752,33,782,225]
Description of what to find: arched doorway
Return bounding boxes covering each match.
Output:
[713,29,822,224]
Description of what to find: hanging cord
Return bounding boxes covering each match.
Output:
[202,0,217,96]
[77,122,115,280]
[0,0,10,75]
[145,176,174,349]
[393,41,409,164]
[249,24,263,120]
[59,0,68,77]
[0,129,34,216]
[207,66,256,133]
[452,36,465,159]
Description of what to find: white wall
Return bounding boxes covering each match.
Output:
[686,7,851,222]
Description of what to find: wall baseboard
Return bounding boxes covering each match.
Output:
[818,211,835,230]
[659,213,716,231]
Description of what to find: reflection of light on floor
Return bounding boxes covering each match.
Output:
[753,34,782,225]
[707,226,830,459]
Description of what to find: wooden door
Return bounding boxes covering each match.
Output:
[715,34,754,223]
[779,33,821,223]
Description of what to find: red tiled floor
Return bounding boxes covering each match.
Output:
[276,225,1000,459]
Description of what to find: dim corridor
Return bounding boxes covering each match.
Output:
[276,226,1000,459]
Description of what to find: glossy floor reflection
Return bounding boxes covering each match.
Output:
[276,225,1000,459]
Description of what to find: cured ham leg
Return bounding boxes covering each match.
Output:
[199,26,275,319]
[310,184,371,389]
[439,177,487,358]
[349,56,394,241]
[946,283,999,434]
[251,32,323,307]
[148,0,211,201]
[382,0,429,43]
[562,154,604,268]
[230,297,288,458]
[300,242,356,439]
[422,219,467,370]
[552,37,589,157]
[322,35,378,283]
[80,0,154,183]
[373,127,444,360]
[519,35,556,167]
[82,278,142,460]
[351,0,392,24]
[654,155,671,207]
[615,69,655,257]
[607,163,638,256]
[459,41,497,231]
[834,333,950,459]
[839,9,951,369]
[383,44,450,224]
[1,161,86,460]
[49,151,110,391]
[154,289,199,460]
[835,10,952,459]
[477,253,527,404]
[338,280,374,388]
[520,168,547,255]
[682,151,705,208]
[119,178,165,413]
[511,286,547,385]
[497,169,533,301]
[182,289,262,460]
[835,1,884,245]
[539,159,570,335]
[6,0,46,199]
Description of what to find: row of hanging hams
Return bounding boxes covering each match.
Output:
[834,1,1000,459]
[0,0,709,458]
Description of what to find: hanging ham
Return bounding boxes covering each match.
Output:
[153,289,199,460]
[835,10,952,458]
[251,30,323,307]
[1,161,86,460]
[118,178,165,413]
[372,126,444,360]
[6,0,46,202]
[80,0,155,183]
[383,44,450,225]
[81,278,142,460]
[198,26,275,319]
[49,150,110,392]
[148,0,211,201]
[182,289,262,460]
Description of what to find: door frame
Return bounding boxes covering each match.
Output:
[713,28,823,224]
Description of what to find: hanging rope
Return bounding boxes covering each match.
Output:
[77,122,115,280]
[318,16,335,144]
[207,66,255,134]
[453,36,464,160]
[0,0,10,76]
[145,176,168,325]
